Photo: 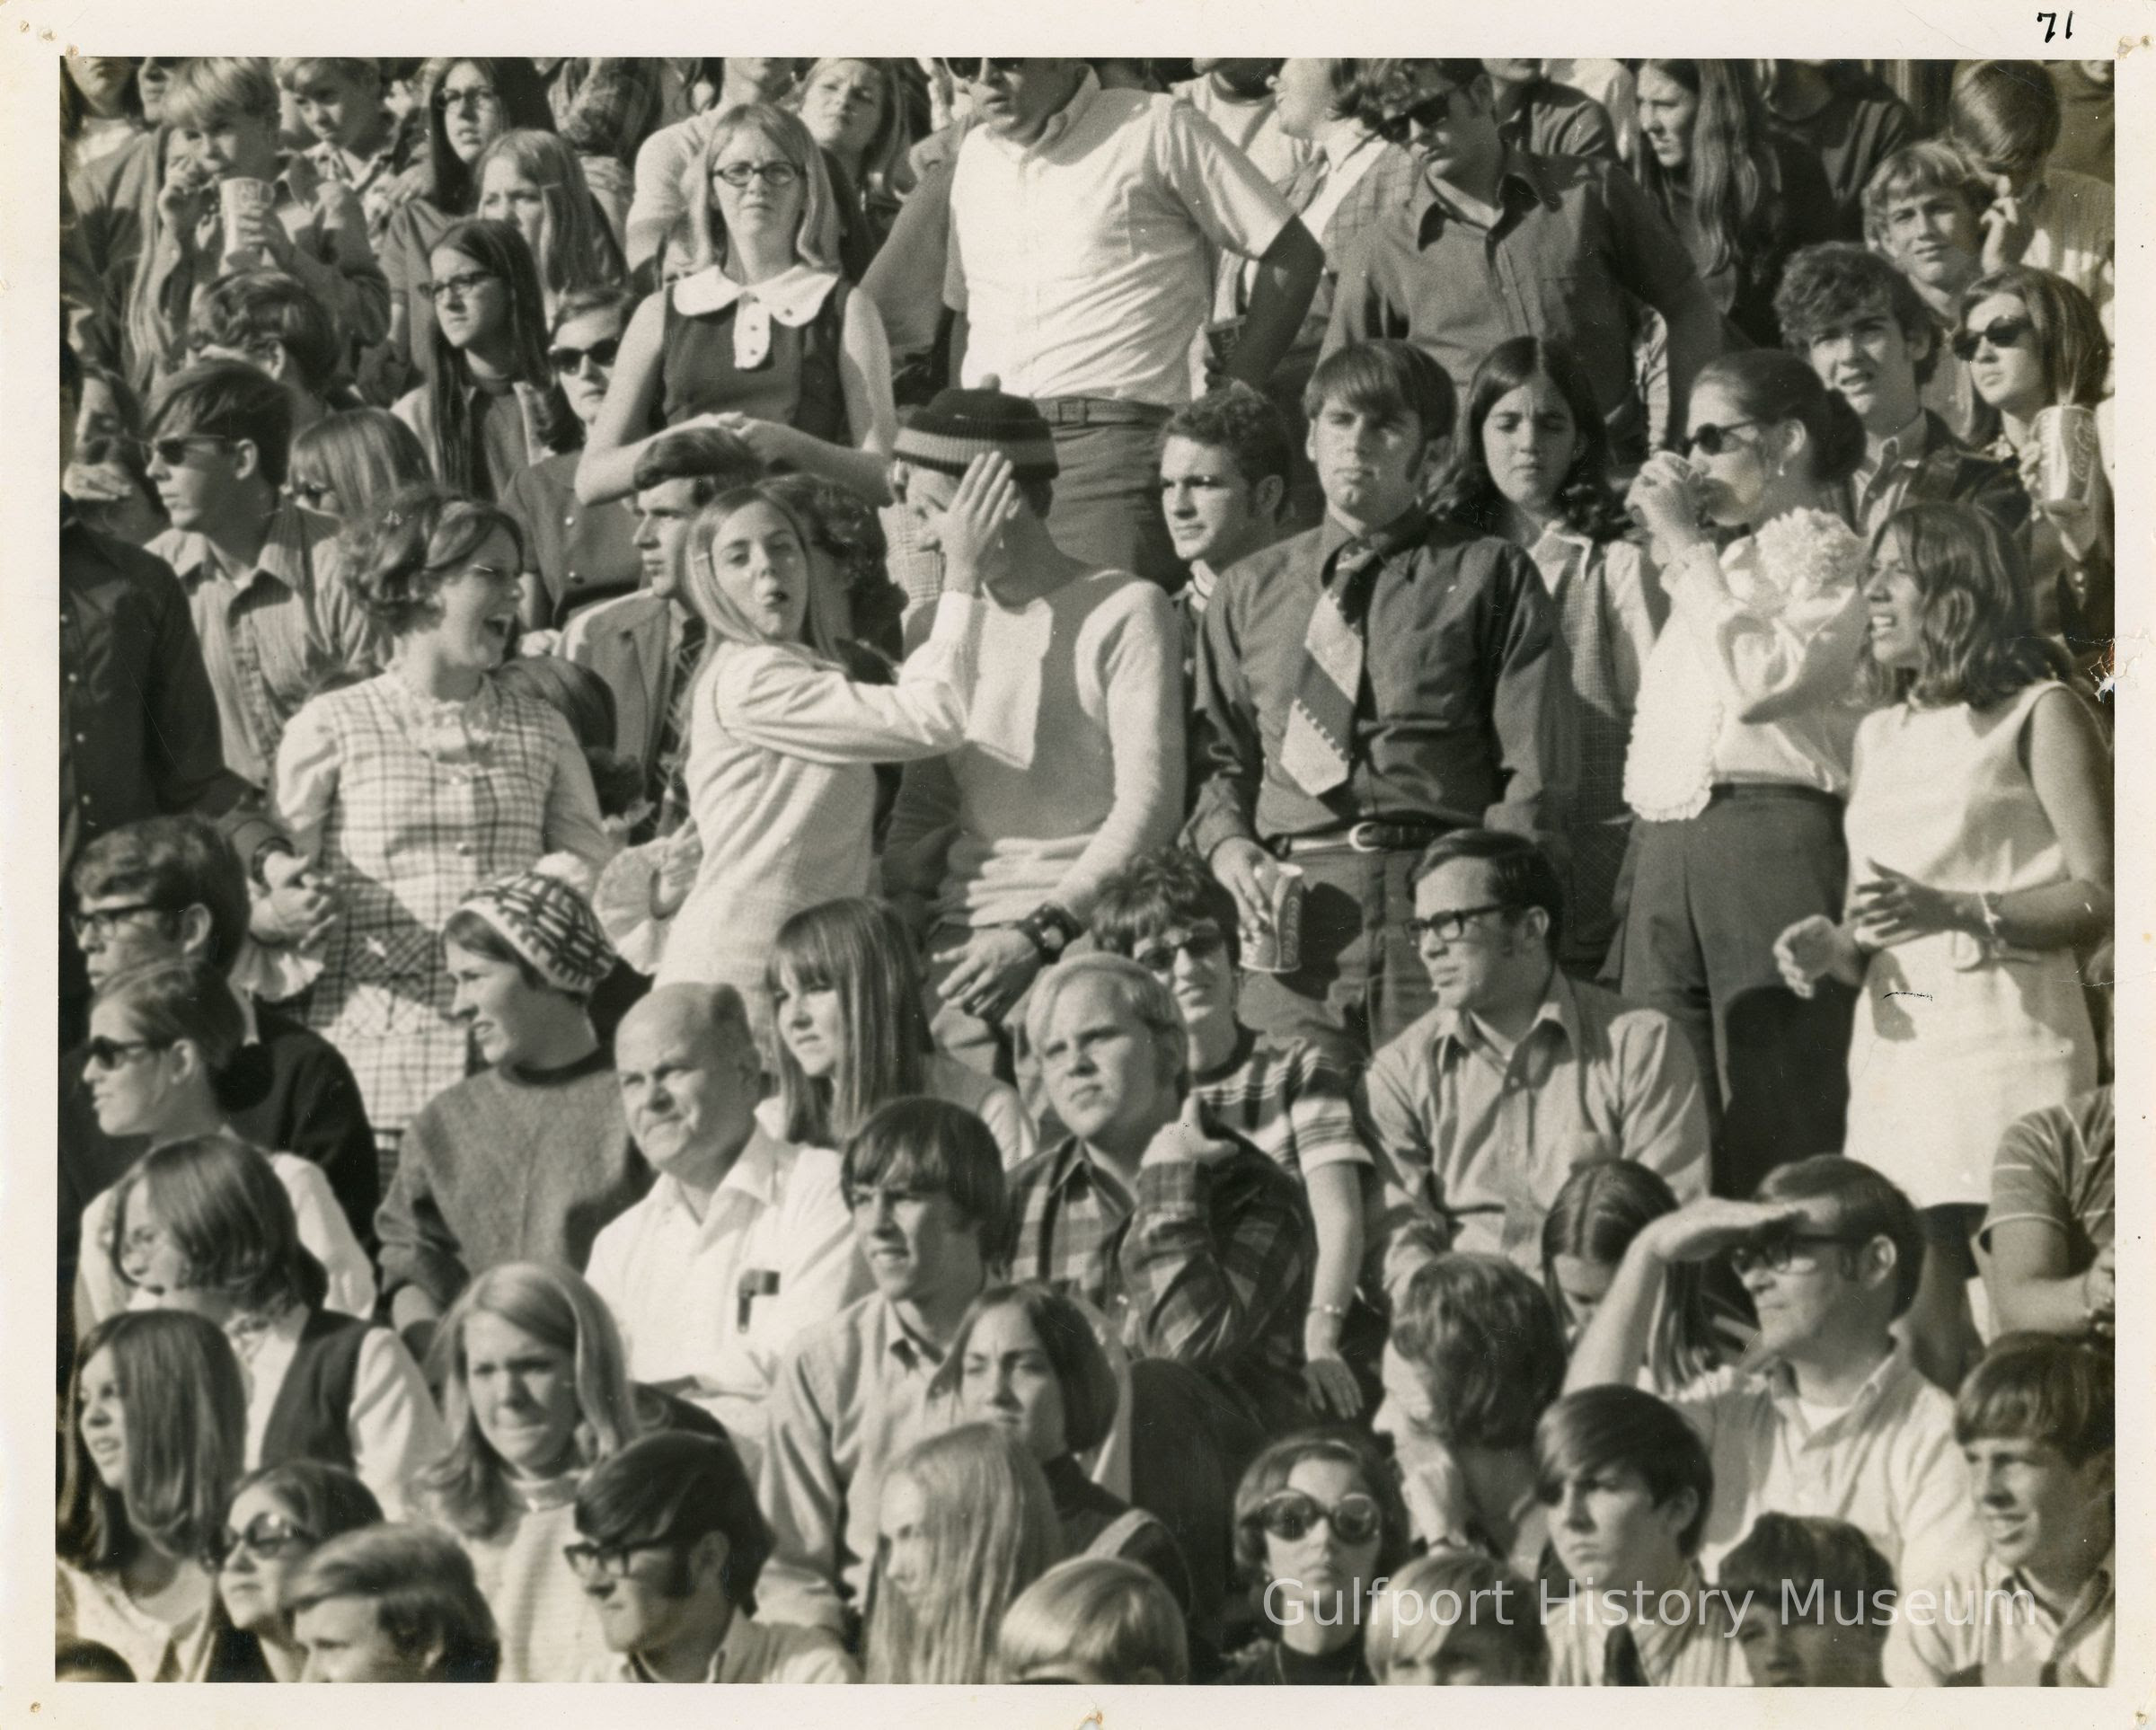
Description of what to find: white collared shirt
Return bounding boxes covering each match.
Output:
[1893,1547,2115,1685]
[945,71,1296,404]
[584,1613,858,1682]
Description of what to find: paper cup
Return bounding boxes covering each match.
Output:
[218,177,276,265]
[1240,863,1305,975]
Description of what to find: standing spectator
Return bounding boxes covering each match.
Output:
[1434,338,1658,974]
[271,490,615,1139]
[1189,340,1568,1064]
[535,57,664,181]
[208,1463,387,1681]
[941,57,1322,587]
[63,56,147,171]
[1982,1087,2114,1339]
[473,131,627,324]
[1618,349,1869,1189]
[1773,504,2107,1387]
[1544,58,1639,161]
[286,406,432,529]
[1480,58,1618,162]
[57,1310,247,1682]
[1365,1551,1549,1684]
[791,58,915,270]
[278,59,401,243]
[588,984,866,1456]
[1760,60,1915,242]
[145,361,381,789]
[285,1526,501,1681]
[1861,142,1998,446]
[1717,1514,1895,1685]
[880,395,1183,1082]
[1173,60,1308,181]
[1323,59,1725,457]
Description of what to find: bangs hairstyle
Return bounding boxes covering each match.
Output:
[1861,139,1993,246]
[1952,1333,2114,1467]
[416,1261,642,1540]
[421,219,570,499]
[290,408,433,525]
[148,359,296,490]
[950,1284,1120,1458]
[1957,264,2109,409]
[1392,1253,1567,1451]
[70,815,251,974]
[1160,380,1294,493]
[842,1098,1010,1248]
[1232,1427,1415,1587]
[473,130,628,299]
[1948,60,2063,178]
[630,425,765,503]
[162,56,278,130]
[58,1310,247,1573]
[285,1525,502,1682]
[1022,953,1191,1097]
[792,58,915,199]
[1635,61,1778,278]
[1860,502,2067,709]
[1341,58,1487,142]
[1774,243,1943,385]
[188,270,343,399]
[1304,338,1456,445]
[229,1459,385,1546]
[425,58,557,215]
[1754,1155,1924,1320]
[689,103,843,275]
[1090,846,1244,970]
[1366,1550,1549,1681]
[341,486,524,637]
[92,955,246,1080]
[1692,348,1867,487]
[1410,828,1565,960]
[682,483,843,658]
[864,1423,1062,1684]
[1716,1512,1895,1613]
[996,1557,1189,1685]
[769,897,931,1148]
[1434,336,1629,543]
[574,1433,773,1613]
[110,1134,330,1318]
[1534,1386,1714,1556]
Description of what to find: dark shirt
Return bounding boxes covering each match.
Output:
[1044,1454,1194,1611]
[1322,146,1711,413]
[499,450,644,627]
[1766,69,1915,241]
[2050,63,2115,184]
[1188,510,1572,856]
[1220,1637,1374,1685]
[1651,132,1840,346]
[1497,77,1618,163]
[1847,410,2033,545]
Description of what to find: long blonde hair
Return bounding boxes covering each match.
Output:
[472,128,626,302]
[685,102,843,275]
[680,482,845,673]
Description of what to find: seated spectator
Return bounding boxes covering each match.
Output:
[75,958,374,1331]
[277,59,401,243]
[1090,850,1371,1417]
[1760,60,1914,242]
[208,1462,387,1681]
[473,130,627,323]
[1360,831,1709,1292]
[863,1423,1063,1682]
[1565,1156,1989,1591]
[109,1135,442,1517]
[376,869,649,1356]
[286,405,432,527]
[286,1526,501,1681]
[756,1099,1003,1636]
[57,1310,247,1682]
[1899,1333,2113,1684]
[144,360,382,788]
[1156,384,1294,657]
[1220,1427,1412,1684]
[411,1261,640,1681]
[1480,58,1617,161]
[1376,1252,1564,1574]
[137,57,388,380]
[570,1433,856,1681]
[1536,1385,1733,1684]
[1981,1087,2114,1339]
[1862,141,2000,444]
[184,269,348,437]
[1541,1160,1751,1396]
[1365,1550,1550,1684]
[995,1556,1191,1685]
[500,286,643,631]
[588,984,865,1459]
[1717,1513,1895,1686]
[764,897,1034,1170]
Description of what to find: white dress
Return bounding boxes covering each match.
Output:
[1841,683,2098,1208]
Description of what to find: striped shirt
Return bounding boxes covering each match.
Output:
[1894,1550,2115,1686]
[1545,1564,1745,1685]
[1193,1025,1372,1181]
[1980,1087,2114,1271]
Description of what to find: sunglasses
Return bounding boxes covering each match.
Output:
[1685,419,1765,457]
[1402,901,1510,944]
[146,433,235,468]
[940,57,1026,78]
[421,270,500,305]
[1379,84,1469,140]
[549,335,622,373]
[712,161,803,189]
[85,1036,170,1072]
[1727,1231,1861,1277]
[1950,316,2033,362]
[1131,926,1228,975]
[205,1513,316,1569]
[1258,1488,1383,1546]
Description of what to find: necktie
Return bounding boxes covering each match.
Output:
[1603,1622,1650,1687]
[652,613,706,835]
[1278,537,1387,798]
[1281,151,1330,216]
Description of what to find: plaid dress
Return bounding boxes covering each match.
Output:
[278,673,605,1134]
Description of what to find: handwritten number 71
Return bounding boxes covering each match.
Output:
[2038,10,2073,40]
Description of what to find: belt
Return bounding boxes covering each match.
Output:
[1033,396,1174,428]
[1706,782,1843,810]
[1273,819,1451,858]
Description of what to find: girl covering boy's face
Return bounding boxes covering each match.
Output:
[773,968,844,1079]
[1308,397,1425,530]
[1480,375,1579,519]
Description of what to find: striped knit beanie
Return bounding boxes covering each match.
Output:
[892,387,1059,482]
[456,862,615,996]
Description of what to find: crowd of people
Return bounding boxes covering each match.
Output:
[57,54,2116,1687]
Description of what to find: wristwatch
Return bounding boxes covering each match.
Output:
[1015,902,1082,963]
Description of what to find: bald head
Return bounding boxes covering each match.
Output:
[616,984,762,1188]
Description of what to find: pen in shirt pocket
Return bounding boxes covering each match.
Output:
[738,1268,780,1332]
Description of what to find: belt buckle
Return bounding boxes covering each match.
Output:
[1347,821,1386,853]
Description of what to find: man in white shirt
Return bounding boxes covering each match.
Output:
[588,984,866,1468]
[941,58,1323,587]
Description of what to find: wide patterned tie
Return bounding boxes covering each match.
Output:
[652,612,706,836]
[1278,537,1387,798]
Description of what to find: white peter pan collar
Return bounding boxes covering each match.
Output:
[672,263,843,370]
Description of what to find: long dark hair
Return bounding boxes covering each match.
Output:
[423,57,555,216]
[1635,60,1780,278]
[1693,349,1868,488]
[1435,336,1630,543]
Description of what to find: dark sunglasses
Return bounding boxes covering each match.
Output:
[85,1035,170,1071]
[205,1513,316,1569]
[1258,1488,1383,1546]
[147,433,235,467]
[1950,316,2033,362]
[1378,85,1468,140]
[1727,1231,1862,1277]
[548,335,622,373]
[1685,419,1764,457]
[940,57,1026,77]
[1131,926,1228,975]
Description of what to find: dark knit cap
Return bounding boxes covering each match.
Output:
[893,387,1059,482]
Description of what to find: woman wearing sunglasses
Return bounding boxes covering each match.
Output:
[57,1309,248,1682]
[1221,1426,1415,1684]
[75,958,375,1334]
[577,102,897,509]
[1618,348,1870,1194]
[207,1462,385,1681]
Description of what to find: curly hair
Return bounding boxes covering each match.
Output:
[340,485,524,638]
[1434,336,1631,544]
[1774,242,1945,387]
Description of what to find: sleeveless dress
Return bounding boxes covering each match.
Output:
[658,263,852,443]
[1841,682,2098,1208]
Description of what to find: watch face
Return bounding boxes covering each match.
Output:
[1039,925,1067,955]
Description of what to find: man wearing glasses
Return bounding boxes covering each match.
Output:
[1322,58,1725,459]
[1565,1155,1989,1618]
[570,1433,855,1681]
[940,57,1324,587]
[1359,830,1709,1301]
